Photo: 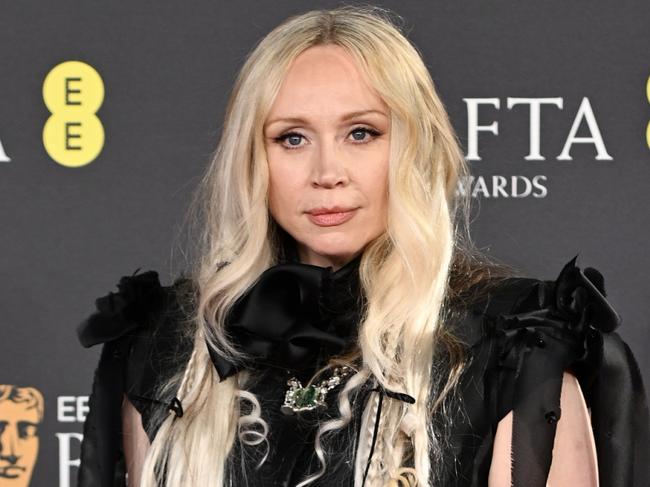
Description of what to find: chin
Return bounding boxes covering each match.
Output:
[302,239,364,261]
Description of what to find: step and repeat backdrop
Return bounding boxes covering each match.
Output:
[1,1,649,485]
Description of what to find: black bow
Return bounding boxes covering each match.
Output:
[203,254,417,487]
[205,254,365,381]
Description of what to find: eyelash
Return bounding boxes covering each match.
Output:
[273,127,382,150]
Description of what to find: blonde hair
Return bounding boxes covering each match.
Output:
[141,5,517,487]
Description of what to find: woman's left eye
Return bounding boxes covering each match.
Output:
[349,127,382,142]
[273,127,382,150]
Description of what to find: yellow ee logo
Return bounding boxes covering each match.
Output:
[42,60,105,167]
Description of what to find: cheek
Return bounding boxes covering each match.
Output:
[267,173,283,218]
[267,163,302,218]
[360,156,389,209]
[23,438,39,454]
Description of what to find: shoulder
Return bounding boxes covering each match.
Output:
[453,254,621,363]
[76,269,198,484]
[77,268,197,428]
[77,269,196,349]
[449,254,650,486]
[459,254,623,403]
[448,254,615,426]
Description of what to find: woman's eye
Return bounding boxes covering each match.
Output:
[273,132,308,149]
[349,127,381,142]
[280,133,304,148]
[273,127,381,150]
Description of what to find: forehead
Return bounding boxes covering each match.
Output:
[266,44,387,123]
[0,400,39,421]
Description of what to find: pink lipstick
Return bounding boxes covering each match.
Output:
[306,207,358,227]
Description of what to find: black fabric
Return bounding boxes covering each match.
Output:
[76,256,650,486]
[206,252,365,383]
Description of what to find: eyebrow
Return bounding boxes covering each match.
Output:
[265,109,387,128]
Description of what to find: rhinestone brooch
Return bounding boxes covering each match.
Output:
[281,366,352,415]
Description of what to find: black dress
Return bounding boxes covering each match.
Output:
[75,255,650,487]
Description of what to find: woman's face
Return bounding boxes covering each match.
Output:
[264,44,390,270]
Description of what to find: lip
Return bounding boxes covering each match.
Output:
[306,207,358,227]
[0,464,26,478]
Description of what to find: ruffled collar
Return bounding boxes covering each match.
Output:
[206,251,366,382]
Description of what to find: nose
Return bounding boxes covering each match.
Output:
[0,453,18,465]
[0,428,19,465]
[311,138,349,188]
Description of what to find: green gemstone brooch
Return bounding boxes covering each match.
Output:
[281,365,352,415]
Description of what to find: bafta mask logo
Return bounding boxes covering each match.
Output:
[0,386,44,487]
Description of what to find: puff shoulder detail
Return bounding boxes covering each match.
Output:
[77,269,167,349]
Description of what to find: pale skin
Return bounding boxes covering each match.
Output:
[264,44,390,272]
[121,44,599,486]
[121,396,149,487]
[489,372,599,487]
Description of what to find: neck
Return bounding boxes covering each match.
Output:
[297,247,363,272]
[278,230,363,271]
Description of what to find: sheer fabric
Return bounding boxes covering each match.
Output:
[76,256,650,486]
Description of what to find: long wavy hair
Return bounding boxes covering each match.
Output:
[140,5,519,487]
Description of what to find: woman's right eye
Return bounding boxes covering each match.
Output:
[273,132,305,150]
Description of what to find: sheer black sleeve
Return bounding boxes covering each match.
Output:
[448,255,650,486]
[75,270,195,487]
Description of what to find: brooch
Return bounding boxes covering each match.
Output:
[281,366,352,415]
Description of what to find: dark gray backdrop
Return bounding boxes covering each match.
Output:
[1,1,648,485]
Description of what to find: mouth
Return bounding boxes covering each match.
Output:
[0,465,26,479]
[306,207,359,227]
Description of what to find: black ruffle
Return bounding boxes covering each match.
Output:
[77,269,166,348]
[206,253,364,382]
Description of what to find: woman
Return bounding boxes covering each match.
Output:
[76,6,650,487]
